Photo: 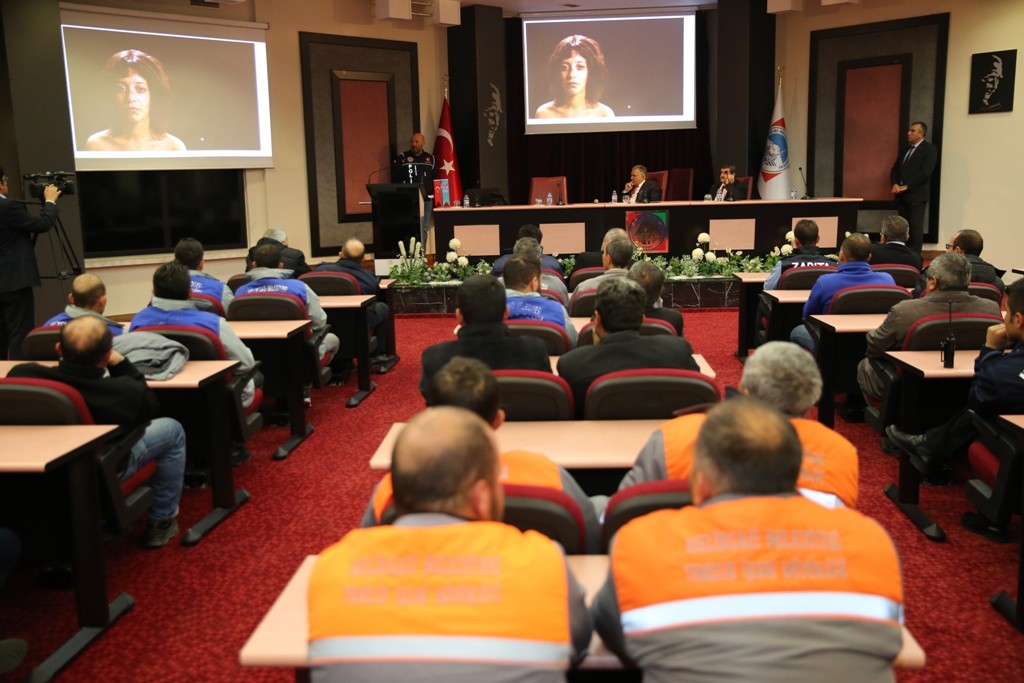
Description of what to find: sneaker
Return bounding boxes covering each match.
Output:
[0,639,28,675]
[303,387,312,407]
[143,517,179,548]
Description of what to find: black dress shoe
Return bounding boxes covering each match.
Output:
[885,425,940,473]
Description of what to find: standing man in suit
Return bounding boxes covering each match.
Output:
[0,169,61,359]
[870,215,923,270]
[622,165,662,203]
[890,121,938,252]
[710,164,747,202]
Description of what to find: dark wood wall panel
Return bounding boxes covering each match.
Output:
[339,79,390,217]
[841,63,903,200]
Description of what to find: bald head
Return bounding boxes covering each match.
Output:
[70,273,107,311]
[410,133,426,154]
[342,238,366,261]
[601,227,628,251]
[840,233,871,263]
[58,316,113,367]
[391,407,501,520]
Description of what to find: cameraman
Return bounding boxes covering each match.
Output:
[0,168,60,359]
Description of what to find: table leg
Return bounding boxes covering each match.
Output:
[346,304,377,408]
[816,324,836,429]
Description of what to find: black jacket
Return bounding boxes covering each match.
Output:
[246,237,310,277]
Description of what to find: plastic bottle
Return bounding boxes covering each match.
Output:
[611,190,618,203]
[462,194,470,208]
[546,192,553,206]
[790,188,797,200]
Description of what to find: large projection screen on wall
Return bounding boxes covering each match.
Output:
[524,13,696,135]
[61,7,273,171]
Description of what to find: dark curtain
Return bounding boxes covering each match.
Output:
[504,12,712,206]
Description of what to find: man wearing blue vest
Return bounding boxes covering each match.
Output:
[173,237,233,315]
[504,255,577,346]
[42,273,124,336]
[130,261,258,407]
[239,244,340,364]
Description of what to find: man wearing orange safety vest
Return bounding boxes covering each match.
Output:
[620,341,858,508]
[309,406,592,682]
[361,356,600,552]
[593,398,905,682]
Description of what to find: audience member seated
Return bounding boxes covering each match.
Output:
[504,256,577,346]
[887,279,1024,499]
[621,341,858,508]
[628,260,683,336]
[858,252,1000,402]
[245,228,310,277]
[491,224,563,277]
[308,406,592,681]
[131,261,259,407]
[9,317,186,548]
[314,237,395,365]
[791,233,895,351]
[913,228,1005,298]
[557,278,699,417]
[870,215,923,270]
[363,357,600,551]
[42,273,124,336]
[239,244,340,365]
[500,237,570,306]
[593,399,904,682]
[419,274,550,397]
[570,236,633,301]
[0,528,27,674]
[173,237,234,315]
[574,227,628,271]
[763,219,833,290]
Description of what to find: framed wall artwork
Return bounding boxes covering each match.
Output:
[969,49,1015,114]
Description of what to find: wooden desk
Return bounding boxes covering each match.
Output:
[762,288,813,344]
[881,350,977,542]
[808,313,885,428]
[230,320,313,459]
[319,294,383,407]
[734,272,770,358]
[239,553,924,673]
[1,424,133,681]
[993,414,1024,631]
[549,353,716,380]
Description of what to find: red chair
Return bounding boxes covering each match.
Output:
[227,273,249,293]
[299,271,360,296]
[190,292,226,317]
[645,170,668,200]
[601,479,692,551]
[568,290,597,318]
[584,368,720,420]
[827,284,912,314]
[872,264,921,288]
[505,320,572,355]
[502,483,587,554]
[21,325,63,360]
[568,266,605,292]
[963,411,1023,540]
[735,175,754,199]
[528,176,568,205]
[667,167,694,200]
[492,370,574,421]
[576,317,676,347]
[968,282,1004,306]
[539,287,566,307]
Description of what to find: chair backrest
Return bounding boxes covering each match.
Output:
[602,479,692,551]
[640,317,677,336]
[568,266,605,292]
[300,271,360,296]
[828,285,911,314]
[903,312,1004,350]
[735,175,754,199]
[190,292,226,317]
[227,273,249,293]
[667,167,694,200]
[965,410,1024,527]
[538,287,566,307]
[645,170,668,197]
[576,321,595,347]
[871,263,921,288]
[778,265,837,289]
[132,324,227,361]
[229,292,311,336]
[493,370,574,421]
[528,176,568,204]
[0,377,93,424]
[968,281,1004,305]
[584,368,720,420]
[505,320,570,356]
[21,325,63,360]
[502,483,587,554]
[568,290,597,318]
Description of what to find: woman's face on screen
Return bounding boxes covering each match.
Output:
[560,52,588,96]
[115,69,150,125]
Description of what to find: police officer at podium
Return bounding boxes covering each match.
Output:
[392,132,435,245]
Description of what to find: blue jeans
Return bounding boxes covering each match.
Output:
[122,417,186,521]
[790,324,816,351]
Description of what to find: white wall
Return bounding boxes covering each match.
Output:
[775,0,1024,280]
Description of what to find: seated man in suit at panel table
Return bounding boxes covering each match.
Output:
[710,163,747,202]
[9,317,187,548]
[308,406,593,682]
[570,235,633,301]
[491,224,563,278]
[886,278,1024,516]
[314,237,396,367]
[239,244,340,366]
[620,341,859,509]
[131,261,259,408]
[857,251,1001,403]
[504,255,577,346]
[419,274,550,398]
[912,229,1005,298]
[790,233,896,351]
[42,273,124,337]
[870,215,923,270]
[573,227,627,271]
[628,260,683,336]
[362,356,600,551]
[557,278,699,417]
[622,165,662,204]
[592,398,904,682]
[245,228,310,277]
[173,237,233,315]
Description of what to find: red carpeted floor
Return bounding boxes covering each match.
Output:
[2,309,1022,681]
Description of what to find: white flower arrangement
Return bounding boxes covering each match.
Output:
[780,244,794,256]
[692,247,705,260]
[785,230,795,242]
[445,251,457,263]
[704,251,717,263]
[449,238,461,250]
[697,232,711,244]
[457,256,469,267]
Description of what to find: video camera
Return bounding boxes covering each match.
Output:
[24,171,76,199]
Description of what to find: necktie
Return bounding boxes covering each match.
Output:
[903,145,915,165]
[715,184,725,201]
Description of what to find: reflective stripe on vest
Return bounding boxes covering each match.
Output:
[236,277,309,304]
[309,634,571,665]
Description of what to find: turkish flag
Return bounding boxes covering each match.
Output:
[433,98,462,206]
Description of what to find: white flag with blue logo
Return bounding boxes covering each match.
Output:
[757,85,793,200]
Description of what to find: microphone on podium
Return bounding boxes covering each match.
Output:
[798,167,812,200]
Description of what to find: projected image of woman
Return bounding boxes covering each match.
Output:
[534,35,614,118]
[85,49,186,151]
